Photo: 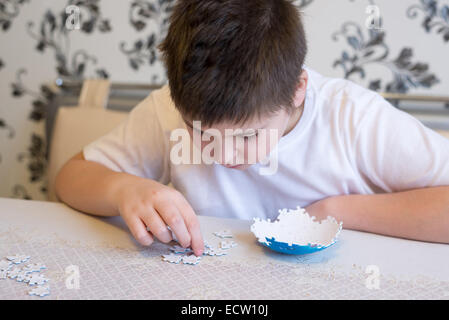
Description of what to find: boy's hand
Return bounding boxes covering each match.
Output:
[113,175,204,256]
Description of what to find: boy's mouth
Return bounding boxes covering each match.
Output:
[223,164,246,169]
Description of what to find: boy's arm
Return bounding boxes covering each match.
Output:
[55,151,204,255]
[306,186,449,244]
[305,95,449,244]
[55,151,130,217]
[55,88,204,255]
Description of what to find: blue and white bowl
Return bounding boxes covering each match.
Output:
[250,207,343,255]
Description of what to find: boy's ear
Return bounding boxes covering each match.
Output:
[293,70,308,108]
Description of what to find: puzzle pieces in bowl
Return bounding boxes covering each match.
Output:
[250,206,342,255]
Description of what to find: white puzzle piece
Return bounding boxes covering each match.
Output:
[0,260,12,271]
[7,268,22,279]
[203,247,216,256]
[203,248,227,256]
[6,254,30,264]
[16,271,32,283]
[182,255,201,265]
[213,249,228,256]
[204,241,212,249]
[220,240,237,249]
[28,273,49,286]
[169,245,192,254]
[28,286,50,297]
[0,270,7,280]
[23,263,47,273]
[213,230,233,238]
[162,253,183,264]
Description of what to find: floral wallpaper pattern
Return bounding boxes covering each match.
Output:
[0,0,448,200]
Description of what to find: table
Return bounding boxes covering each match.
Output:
[1,197,448,299]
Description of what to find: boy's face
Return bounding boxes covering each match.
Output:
[183,71,308,170]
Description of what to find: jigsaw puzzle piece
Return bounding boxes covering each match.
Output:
[28,286,50,297]
[28,273,49,286]
[182,255,201,265]
[162,253,183,264]
[169,245,192,254]
[0,260,12,271]
[23,263,47,273]
[220,240,237,249]
[7,268,22,279]
[213,230,233,239]
[16,271,32,283]
[6,254,30,264]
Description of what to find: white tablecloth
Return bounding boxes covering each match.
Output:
[1,197,448,299]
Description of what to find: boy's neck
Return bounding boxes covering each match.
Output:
[283,100,305,137]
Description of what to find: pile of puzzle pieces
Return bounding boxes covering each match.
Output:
[0,254,50,297]
[162,230,238,266]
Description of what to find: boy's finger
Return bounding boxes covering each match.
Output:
[122,213,154,246]
[155,200,191,248]
[176,199,204,256]
[140,207,173,244]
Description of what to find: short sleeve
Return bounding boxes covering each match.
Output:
[354,96,449,192]
[83,92,171,184]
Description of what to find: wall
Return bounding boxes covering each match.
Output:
[0,0,448,200]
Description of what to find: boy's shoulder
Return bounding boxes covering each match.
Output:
[133,83,185,132]
[307,67,381,105]
[306,67,391,121]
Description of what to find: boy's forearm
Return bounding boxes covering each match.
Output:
[325,186,449,244]
[55,158,131,217]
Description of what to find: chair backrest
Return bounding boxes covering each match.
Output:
[47,79,129,202]
[437,130,449,140]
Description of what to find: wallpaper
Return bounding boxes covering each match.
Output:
[0,0,448,200]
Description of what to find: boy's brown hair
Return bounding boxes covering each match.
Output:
[158,0,307,126]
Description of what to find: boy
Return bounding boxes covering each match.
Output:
[55,0,449,257]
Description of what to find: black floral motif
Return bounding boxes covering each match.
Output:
[9,69,52,191]
[0,1,21,167]
[17,133,47,183]
[333,23,389,79]
[332,22,439,93]
[129,0,173,32]
[27,4,110,81]
[0,118,15,139]
[120,34,158,71]
[0,0,30,71]
[120,0,174,77]
[0,0,29,31]
[11,69,53,123]
[11,185,32,200]
[407,0,449,42]
[0,117,15,164]
[65,0,112,33]
[9,1,112,198]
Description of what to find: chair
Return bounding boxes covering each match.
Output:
[437,130,449,140]
[47,79,129,202]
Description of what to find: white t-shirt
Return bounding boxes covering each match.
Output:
[83,68,449,220]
